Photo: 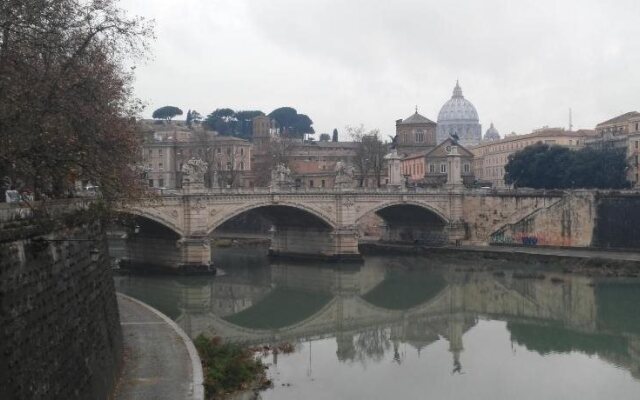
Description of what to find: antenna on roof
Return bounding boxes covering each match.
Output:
[569,108,573,131]
[415,105,418,113]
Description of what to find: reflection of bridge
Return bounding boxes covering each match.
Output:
[114,259,640,378]
[117,187,602,270]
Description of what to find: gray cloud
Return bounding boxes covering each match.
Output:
[122,0,640,137]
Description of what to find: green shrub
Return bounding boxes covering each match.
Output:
[194,335,266,398]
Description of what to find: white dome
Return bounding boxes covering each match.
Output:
[484,122,500,141]
[437,81,479,122]
[435,81,482,146]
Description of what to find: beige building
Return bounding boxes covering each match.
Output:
[140,121,253,189]
[401,138,475,187]
[471,127,596,188]
[586,111,640,187]
[395,110,438,156]
[595,111,640,136]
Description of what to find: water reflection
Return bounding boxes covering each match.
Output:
[114,248,640,399]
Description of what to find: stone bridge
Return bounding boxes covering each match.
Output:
[117,187,604,270]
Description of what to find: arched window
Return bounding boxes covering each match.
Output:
[415,130,424,143]
[440,164,447,173]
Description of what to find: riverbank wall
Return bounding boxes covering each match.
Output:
[0,204,122,399]
[481,191,640,250]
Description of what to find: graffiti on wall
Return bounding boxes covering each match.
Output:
[490,231,574,247]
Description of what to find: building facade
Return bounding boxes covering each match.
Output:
[395,110,437,156]
[141,122,253,189]
[401,138,475,187]
[586,112,640,187]
[471,127,596,188]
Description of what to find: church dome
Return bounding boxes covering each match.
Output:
[435,81,482,146]
[437,81,479,122]
[484,122,500,141]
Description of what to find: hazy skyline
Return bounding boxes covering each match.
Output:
[121,0,640,138]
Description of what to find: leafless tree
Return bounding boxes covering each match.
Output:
[347,125,389,187]
[253,136,297,186]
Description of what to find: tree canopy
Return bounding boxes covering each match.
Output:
[203,109,264,139]
[332,128,339,142]
[0,0,153,200]
[504,143,630,189]
[152,106,183,121]
[203,107,314,139]
[268,107,314,138]
[319,133,331,142]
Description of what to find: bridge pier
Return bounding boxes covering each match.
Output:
[177,236,213,273]
[269,225,361,262]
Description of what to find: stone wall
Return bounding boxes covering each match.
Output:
[0,218,122,399]
[485,192,596,247]
[463,191,565,244]
[593,193,640,249]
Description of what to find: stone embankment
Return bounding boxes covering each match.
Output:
[0,207,122,399]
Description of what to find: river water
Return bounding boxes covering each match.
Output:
[113,246,640,400]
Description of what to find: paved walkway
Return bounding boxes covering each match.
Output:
[453,244,640,261]
[114,293,204,400]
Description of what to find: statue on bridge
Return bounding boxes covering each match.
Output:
[181,158,208,191]
[334,161,355,190]
[270,163,294,190]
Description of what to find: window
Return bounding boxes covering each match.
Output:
[636,141,639,149]
[158,162,163,171]
[464,163,470,173]
[440,163,447,173]
[158,148,163,155]
[158,179,164,188]
[226,162,232,170]
[429,164,435,173]
[415,130,424,142]
[321,179,326,187]
[227,148,231,156]
[216,148,221,154]
[309,180,314,187]
[240,162,244,170]
[240,148,244,155]
[148,179,154,187]
[217,161,221,170]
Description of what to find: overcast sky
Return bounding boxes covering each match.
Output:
[121,0,640,138]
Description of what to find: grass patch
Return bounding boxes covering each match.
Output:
[194,335,268,398]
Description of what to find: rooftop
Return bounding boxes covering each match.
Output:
[596,111,640,127]
[399,111,436,125]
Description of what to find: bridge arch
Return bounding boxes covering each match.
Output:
[206,201,337,236]
[356,201,449,245]
[115,208,185,237]
[356,200,449,226]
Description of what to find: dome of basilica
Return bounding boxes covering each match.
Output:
[436,81,482,146]
[483,122,500,141]
[437,81,479,122]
